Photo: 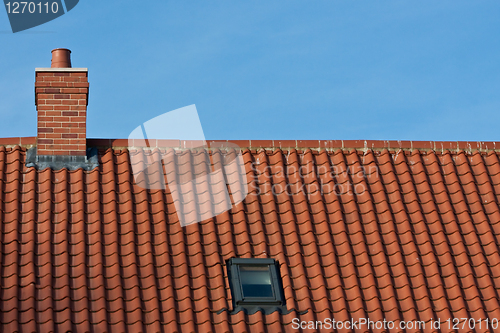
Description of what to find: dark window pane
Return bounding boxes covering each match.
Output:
[240,266,274,298]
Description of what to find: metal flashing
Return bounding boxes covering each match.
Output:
[26,147,99,171]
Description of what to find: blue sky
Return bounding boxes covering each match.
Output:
[0,1,499,141]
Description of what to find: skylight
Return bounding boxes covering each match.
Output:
[226,258,288,314]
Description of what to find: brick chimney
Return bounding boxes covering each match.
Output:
[35,48,88,159]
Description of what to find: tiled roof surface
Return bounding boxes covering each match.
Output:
[1,140,500,332]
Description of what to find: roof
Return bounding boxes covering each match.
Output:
[1,138,500,332]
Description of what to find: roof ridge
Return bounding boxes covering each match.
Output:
[1,137,500,152]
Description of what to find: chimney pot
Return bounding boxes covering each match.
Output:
[51,48,72,68]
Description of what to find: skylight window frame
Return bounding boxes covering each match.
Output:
[227,258,285,307]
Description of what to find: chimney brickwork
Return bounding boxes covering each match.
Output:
[35,49,89,157]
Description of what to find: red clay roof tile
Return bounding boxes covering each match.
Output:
[0,140,500,332]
